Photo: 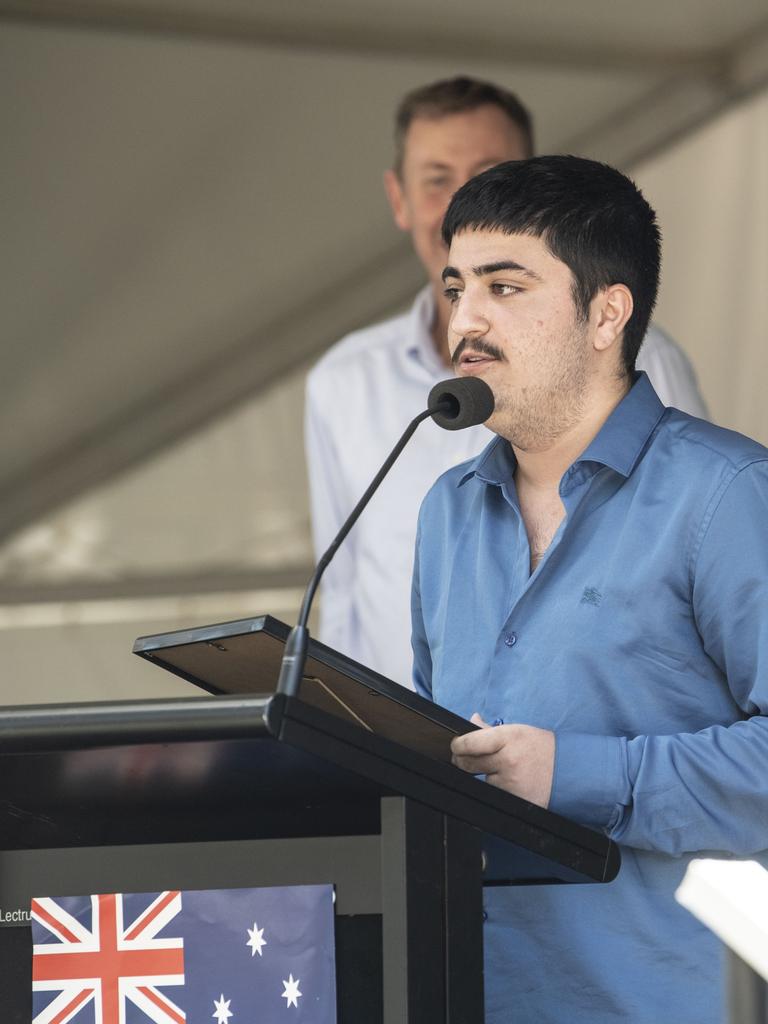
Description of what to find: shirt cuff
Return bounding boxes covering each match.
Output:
[549,732,627,831]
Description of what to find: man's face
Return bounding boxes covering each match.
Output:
[384,106,528,288]
[442,229,596,450]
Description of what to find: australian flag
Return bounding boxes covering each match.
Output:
[31,884,337,1024]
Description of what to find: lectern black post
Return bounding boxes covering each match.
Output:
[0,619,619,1023]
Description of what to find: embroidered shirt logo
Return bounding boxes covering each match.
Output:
[580,586,602,607]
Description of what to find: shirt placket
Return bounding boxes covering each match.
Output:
[482,465,603,722]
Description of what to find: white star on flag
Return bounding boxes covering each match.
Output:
[282,974,302,1008]
[246,921,267,957]
[213,992,233,1023]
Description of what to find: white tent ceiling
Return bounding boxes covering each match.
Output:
[2,0,768,546]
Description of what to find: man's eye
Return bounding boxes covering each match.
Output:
[443,287,462,303]
[424,177,450,189]
[492,283,521,296]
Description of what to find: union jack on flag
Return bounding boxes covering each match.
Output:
[31,890,185,1024]
[31,885,337,1024]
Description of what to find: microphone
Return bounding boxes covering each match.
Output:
[428,377,495,430]
[276,376,494,697]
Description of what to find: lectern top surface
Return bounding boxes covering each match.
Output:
[134,614,474,764]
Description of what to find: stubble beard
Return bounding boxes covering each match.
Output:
[490,321,591,452]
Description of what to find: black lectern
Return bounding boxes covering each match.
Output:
[0,616,619,1023]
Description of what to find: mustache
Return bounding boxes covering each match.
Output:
[451,337,507,367]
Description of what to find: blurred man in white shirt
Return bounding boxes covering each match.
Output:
[305,77,707,688]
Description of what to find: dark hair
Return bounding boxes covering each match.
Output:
[442,156,661,374]
[393,76,534,176]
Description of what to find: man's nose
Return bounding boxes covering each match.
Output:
[449,293,490,340]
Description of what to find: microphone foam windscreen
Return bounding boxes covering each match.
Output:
[429,377,495,430]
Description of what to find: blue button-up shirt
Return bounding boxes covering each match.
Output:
[412,373,768,1024]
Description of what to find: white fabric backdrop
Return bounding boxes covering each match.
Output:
[633,87,768,444]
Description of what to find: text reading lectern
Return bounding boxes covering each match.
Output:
[0,615,619,1023]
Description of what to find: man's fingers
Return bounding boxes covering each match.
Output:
[470,712,490,728]
[451,725,506,757]
[451,752,499,776]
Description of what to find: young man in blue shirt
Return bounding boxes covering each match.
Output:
[412,155,768,1023]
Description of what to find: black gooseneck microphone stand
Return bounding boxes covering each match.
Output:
[276,377,494,698]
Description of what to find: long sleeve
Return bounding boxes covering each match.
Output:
[304,366,357,656]
[550,459,768,856]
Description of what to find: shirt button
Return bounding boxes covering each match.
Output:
[503,632,517,647]
[482,910,489,922]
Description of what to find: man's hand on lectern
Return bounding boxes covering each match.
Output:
[451,714,555,808]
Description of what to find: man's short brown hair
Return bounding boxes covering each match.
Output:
[394,76,534,176]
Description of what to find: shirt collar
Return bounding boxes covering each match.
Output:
[577,372,666,477]
[458,372,666,488]
[403,286,446,375]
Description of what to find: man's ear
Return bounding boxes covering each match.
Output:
[383,169,411,232]
[593,284,633,353]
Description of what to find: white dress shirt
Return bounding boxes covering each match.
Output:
[305,286,708,688]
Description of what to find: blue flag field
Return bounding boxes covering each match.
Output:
[31,883,337,1024]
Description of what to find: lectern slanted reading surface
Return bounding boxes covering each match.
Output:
[134,613,469,764]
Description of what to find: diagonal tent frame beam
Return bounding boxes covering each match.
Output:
[0,240,422,545]
[561,25,768,167]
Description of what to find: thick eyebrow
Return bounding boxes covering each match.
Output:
[441,260,543,284]
[473,260,543,282]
